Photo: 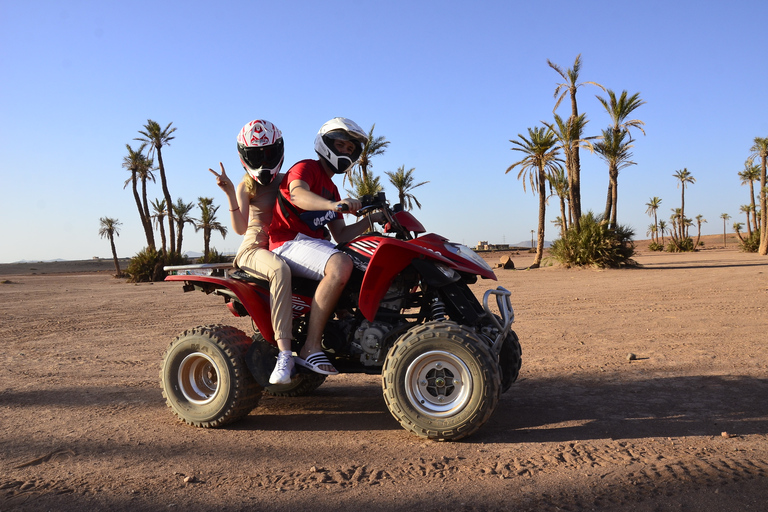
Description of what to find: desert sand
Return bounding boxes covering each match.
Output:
[1,236,767,511]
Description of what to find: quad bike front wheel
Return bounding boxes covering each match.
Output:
[499,329,522,393]
[382,321,501,441]
[160,325,262,428]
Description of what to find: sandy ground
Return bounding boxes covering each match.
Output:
[1,236,767,511]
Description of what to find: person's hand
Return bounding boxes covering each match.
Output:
[337,197,362,213]
[208,162,235,194]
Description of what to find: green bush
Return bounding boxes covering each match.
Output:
[126,248,189,282]
[740,230,760,253]
[550,212,636,268]
[648,241,664,251]
[666,237,694,252]
[196,248,234,264]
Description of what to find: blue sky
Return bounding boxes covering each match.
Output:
[1,0,766,263]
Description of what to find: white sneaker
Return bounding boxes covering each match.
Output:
[269,351,294,385]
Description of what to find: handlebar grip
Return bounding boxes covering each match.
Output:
[336,203,350,213]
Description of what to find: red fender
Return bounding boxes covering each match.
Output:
[165,274,275,342]
[357,237,454,321]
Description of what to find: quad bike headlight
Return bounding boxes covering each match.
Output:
[444,243,493,272]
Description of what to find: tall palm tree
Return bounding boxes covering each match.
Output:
[720,213,731,246]
[739,204,754,237]
[694,214,707,249]
[597,89,645,225]
[122,143,156,249]
[385,165,429,211]
[674,168,696,238]
[195,197,228,262]
[506,127,563,268]
[136,120,177,254]
[543,113,594,230]
[738,161,760,233]
[98,217,123,277]
[749,136,768,255]
[645,197,662,244]
[595,128,636,228]
[353,124,389,182]
[548,54,604,227]
[151,198,168,254]
[172,198,196,256]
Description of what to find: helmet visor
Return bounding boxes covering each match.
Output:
[240,139,284,171]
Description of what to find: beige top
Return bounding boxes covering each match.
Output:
[235,173,284,259]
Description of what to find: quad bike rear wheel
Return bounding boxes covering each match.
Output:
[382,321,501,441]
[160,325,262,427]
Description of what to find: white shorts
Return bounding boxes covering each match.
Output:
[272,233,339,281]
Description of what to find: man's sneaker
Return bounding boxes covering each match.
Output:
[269,351,294,385]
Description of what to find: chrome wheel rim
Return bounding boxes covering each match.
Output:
[404,350,472,417]
[178,352,219,404]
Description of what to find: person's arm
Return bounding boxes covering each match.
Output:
[288,180,361,212]
[328,216,376,244]
[209,162,249,235]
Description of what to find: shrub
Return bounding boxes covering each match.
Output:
[666,237,694,252]
[648,241,664,252]
[740,229,760,253]
[196,248,234,264]
[126,248,189,282]
[550,212,636,268]
[125,247,163,283]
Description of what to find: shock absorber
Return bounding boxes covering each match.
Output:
[430,297,447,321]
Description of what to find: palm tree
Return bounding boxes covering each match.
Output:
[749,136,768,255]
[385,165,429,210]
[543,113,594,231]
[738,161,760,233]
[172,198,196,256]
[548,54,604,227]
[646,224,658,243]
[506,127,563,268]
[674,169,696,238]
[546,166,570,236]
[151,198,168,254]
[353,124,389,182]
[122,143,156,249]
[98,217,123,277]
[136,120,177,254]
[658,220,668,246]
[733,222,746,243]
[694,214,707,249]
[740,204,754,237]
[645,197,662,244]
[347,172,384,198]
[595,128,636,229]
[720,213,731,246]
[195,197,228,262]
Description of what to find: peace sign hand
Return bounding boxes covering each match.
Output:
[208,162,235,193]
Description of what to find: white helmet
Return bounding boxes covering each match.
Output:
[314,117,367,174]
[237,119,284,185]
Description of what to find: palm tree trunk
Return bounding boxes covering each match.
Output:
[610,172,618,229]
[759,155,768,255]
[109,235,121,276]
[532,167,547,268]
[140,176,155,249]
[156,148,176,254]
[131,176,155,250]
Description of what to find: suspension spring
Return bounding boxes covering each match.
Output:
[430,297,447,321]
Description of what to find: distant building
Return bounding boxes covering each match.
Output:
[475,241,510,252]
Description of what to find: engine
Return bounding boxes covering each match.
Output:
[352,320,391,366]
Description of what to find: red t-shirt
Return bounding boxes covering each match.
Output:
[269,159,342,249]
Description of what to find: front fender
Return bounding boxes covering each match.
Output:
[358,238,454,321]
[165,274,275,342]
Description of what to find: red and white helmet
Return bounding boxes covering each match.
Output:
[237,119,284,185]
[314,117,367,174]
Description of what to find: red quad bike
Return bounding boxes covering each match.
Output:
[161,192,521,441]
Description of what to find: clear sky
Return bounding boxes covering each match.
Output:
[1,0,766,263]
